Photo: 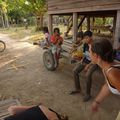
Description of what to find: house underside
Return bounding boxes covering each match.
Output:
[47,0,120,48]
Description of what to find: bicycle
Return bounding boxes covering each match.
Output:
[0,40,6,52]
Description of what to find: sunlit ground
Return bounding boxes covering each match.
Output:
[0,26,44,41]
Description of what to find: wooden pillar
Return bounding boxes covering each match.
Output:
[114,10,120,49]
[91,17,95,32]
[112,15,116,41]
[87,16,90,31]
[73,13,78,42]
[48,14,52,35]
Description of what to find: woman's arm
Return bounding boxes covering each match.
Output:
[92,84,111,112]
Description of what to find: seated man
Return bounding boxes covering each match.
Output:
[70,31,100,102]
[5,104,68,120]
[70,31,84,63]
[51,28,63,68]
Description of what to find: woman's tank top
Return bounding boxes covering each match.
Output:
[103,64,120,95]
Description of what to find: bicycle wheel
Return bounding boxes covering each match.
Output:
[0,40,6,52]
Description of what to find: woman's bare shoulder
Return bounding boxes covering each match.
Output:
[107,67,120,81]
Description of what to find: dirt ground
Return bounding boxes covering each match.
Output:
[0,33,119,120]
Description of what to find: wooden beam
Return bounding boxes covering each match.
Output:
[73,13,78,42]
[48,14,52,35]
[78,16,86,30]
[48,1,120,15]
[66,15,85,35]
[66,16,73,35]
[114,10,120,49]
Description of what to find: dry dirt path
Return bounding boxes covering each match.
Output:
[0,33,119,120]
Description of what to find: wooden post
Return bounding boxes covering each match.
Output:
[114,10,120,49]
[87,16,90,31]
[92,17,95,25]
[48,14,52,35]
[91,17,95,32]
[73,13,78,42]
[112,15,116,41]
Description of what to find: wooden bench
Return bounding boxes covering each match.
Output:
[61,38,73,59]
[0,99,21,120]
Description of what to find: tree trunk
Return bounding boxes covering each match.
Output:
[5,14,9,28]
[1,15,5,28]
[36,14,44,31]
[3,12,9,28]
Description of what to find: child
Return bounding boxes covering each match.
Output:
[41,27,51,49]
[70,32,84,63]
[41,27,50,48]
[51,28,63,67]
[70,31,93,95]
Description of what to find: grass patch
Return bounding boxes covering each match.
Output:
[0,26,44,43]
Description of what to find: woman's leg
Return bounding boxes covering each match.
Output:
[8,106,33,115]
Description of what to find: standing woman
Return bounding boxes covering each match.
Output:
[89,39,120,112]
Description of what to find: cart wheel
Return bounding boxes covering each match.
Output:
[43,50,56,71]
[0,40,6,52]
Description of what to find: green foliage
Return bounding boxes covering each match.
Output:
[24,0,47,15]
[7,0,29,20]
[0,0,46,28]
[106,17,113,25]
[94,17,113,26]
[0,1,8,14]
[95,18,103,26]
